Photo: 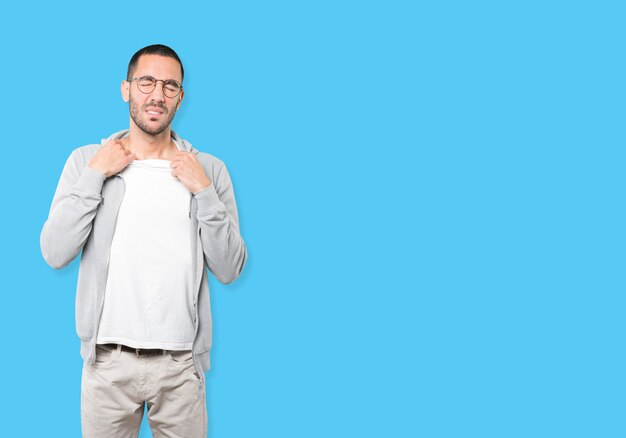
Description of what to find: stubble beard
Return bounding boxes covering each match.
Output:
[129,97,177,136]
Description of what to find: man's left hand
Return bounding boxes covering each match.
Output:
[171,152,212,193]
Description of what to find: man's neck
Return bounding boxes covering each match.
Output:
[123,127,177,160]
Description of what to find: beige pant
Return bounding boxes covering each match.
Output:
[81,344,207,437]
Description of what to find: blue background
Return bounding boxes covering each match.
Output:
[0,0,624,436]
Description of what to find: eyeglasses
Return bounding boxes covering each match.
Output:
[129,76,183,98]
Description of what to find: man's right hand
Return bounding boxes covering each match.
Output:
[88,139,136,177]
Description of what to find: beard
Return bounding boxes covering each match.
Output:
[129,97,177,136]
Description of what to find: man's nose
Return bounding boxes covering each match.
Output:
[150,81,166,101]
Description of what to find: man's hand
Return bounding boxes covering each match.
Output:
[171,152,212,193]
[88,139,136,177]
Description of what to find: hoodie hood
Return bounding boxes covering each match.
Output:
[101,129,196,154]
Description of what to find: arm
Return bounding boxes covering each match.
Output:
[194,163,248,284]
[40,149,106,269]
[40,140,135,269]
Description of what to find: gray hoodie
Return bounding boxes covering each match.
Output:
[40,129,247,374]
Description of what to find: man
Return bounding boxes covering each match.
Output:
[40,44,247,437]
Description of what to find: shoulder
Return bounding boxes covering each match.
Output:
[58,143,103,176]
[176,133,232,179]
[66,129,126,166]
[67,144,102,166]
[180,135,227,173]
[194,150,226,170]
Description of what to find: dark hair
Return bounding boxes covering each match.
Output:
[127,44,184,82]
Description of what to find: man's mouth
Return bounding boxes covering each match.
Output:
[146,106,165,116]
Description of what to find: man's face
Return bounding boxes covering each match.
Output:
[122,54,184,136]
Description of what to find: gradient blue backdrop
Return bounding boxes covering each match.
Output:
[0,0,624,437]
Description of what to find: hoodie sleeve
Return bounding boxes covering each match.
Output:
[40,149,106,269]
[193,162,247,284]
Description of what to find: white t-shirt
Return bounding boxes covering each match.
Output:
[96,158,195,350]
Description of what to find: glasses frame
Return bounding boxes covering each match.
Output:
[128,76,184,98]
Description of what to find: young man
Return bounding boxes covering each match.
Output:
[40,44,247,437]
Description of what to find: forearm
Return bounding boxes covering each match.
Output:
[195,184,247,284]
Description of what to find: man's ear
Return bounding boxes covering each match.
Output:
[121,80,130,102]
[176,89,185,110]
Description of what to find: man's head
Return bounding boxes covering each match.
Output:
[126,44,184,82]
[122,44,185,136]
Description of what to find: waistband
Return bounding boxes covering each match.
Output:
[99,343,173,357]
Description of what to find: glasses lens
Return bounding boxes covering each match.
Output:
[137,77,156,94]
[163,80,182,98]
